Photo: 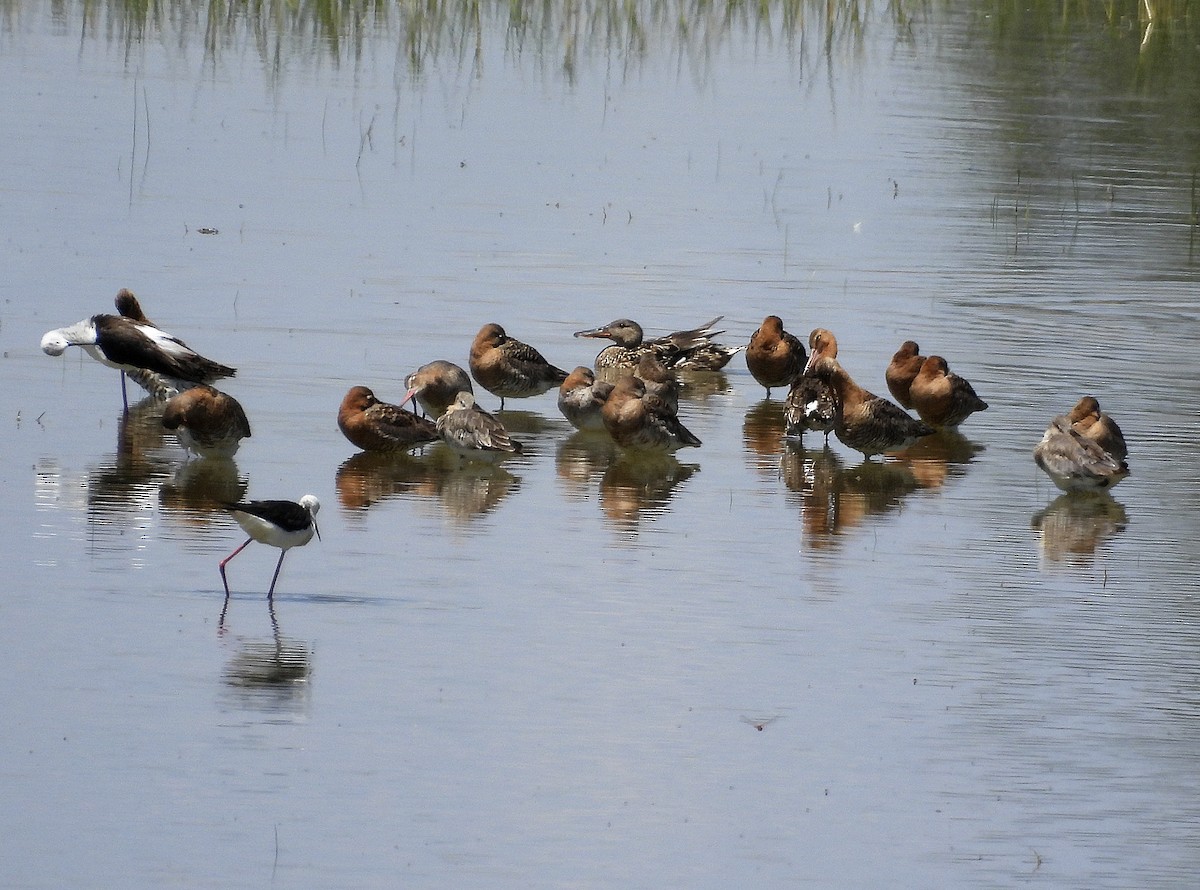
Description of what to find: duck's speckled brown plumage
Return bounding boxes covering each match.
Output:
[908,356,989,430]
[746,315,806,397]
[437,391,522,463]
[338,385,438,453]
[885,341,925,409]
[558,367,614,431]
[468,323,568,408]
[785,328,838,442]
[601,375,701,452]
[1067,396,1127,462]
[806,356,934,458]
[1034,414,1129,492]
[162,384,252,458]
[403,360,473,418]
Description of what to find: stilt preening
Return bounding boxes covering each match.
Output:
[219,495,321,599]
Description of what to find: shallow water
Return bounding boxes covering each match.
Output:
[3,3,1200,887]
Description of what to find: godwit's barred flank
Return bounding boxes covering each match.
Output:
[41,313,236,398]
[437,391,522,463]
[908,356,989,430]
[338,385,438,453]
[468,323,568,409]
[804,355,934,458]
[1066,396,1128,462]
[785,328,838,443]
[746,315,806,398]
[220,495,321,599]
[1034,414,1129,492]
[402,360,473,418]
[162,384,252,458]
[885,340,925,409]
[574,315,740,377]
[557,367,614,431]
[600,375,701,453]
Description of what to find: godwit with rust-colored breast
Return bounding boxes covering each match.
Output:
[468,323,568,410]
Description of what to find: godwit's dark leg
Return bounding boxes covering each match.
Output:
[219,537,254,596]
[266,550,288,599]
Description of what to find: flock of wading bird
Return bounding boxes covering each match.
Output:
[40,291,1130,596]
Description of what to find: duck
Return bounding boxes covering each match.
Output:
[745,315,806,397]
[785,328,838,443]
[1067,396,1127,462]
[804,355,934,458]
[401,360,473,418]
[600,375,702,452]
[557,367,614,432]
[338,385,439,453]
[574,316,737,377]
[468,323,568,409]
[437,391,523,463]
[41,312,236,393]
[908,356,989,430]
[1034,414,1129,492]
[162,384,252,458]
[885,340,925,409]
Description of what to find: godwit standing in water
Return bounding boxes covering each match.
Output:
[402,360,473,418]
[161,384,252,458]
[908,356,989,431]
[437,391,523,463]
[600,375,702,453]
[219,495,321,599]
[785,328,838,443]
[468,323,568,409]
[557,367,614,432]
[337,385,438,453]
[746,315,806,398]
[885,341,925,409]
[804,354,934,458]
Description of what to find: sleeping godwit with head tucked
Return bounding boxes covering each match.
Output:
[803,353,934,459]
[219,495,321,599]
[557,367,614,431]
[437,391,523,463]
[1034,414,1129,492]
[338,385,439,453]
[885,341,925,409]
[601,375,702,453]
[402,360,473,418]
[746,315,806,398]
[908,356,989,431]
[161,384,252,458]
[1066,396,1127,462]
[468,323,568,410]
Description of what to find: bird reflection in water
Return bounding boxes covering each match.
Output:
[742,399,788,473]
[1032,492,1128,565]
[555,430,620,498]
[599,451,699,530]
[159,457,249,534]
[335,447,518,522]
[674,369,732,403]
[85,398,177,529]
[219,597,312,712]
[891,430,985,490]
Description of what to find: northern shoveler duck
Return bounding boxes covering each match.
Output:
[338,385,439,453]
[600,375,702,452]
[1067,396,1128,462]
[162,384,252,458]
[437,391,523,463]
[885,341,925,409]
[804,355,934,458]
[785,328,838,443]
[220,495,320,599]
[42,313,236,396]
[402,360,473,418]
[468,323,568,409]
[1034,414,1129,492]
[746,315,806,397]
[908,356,989,430]
[557,367,614,432]
[574,316,738,377]
[635,353,680,415]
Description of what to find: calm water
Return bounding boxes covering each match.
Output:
[3,3,1200,887]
